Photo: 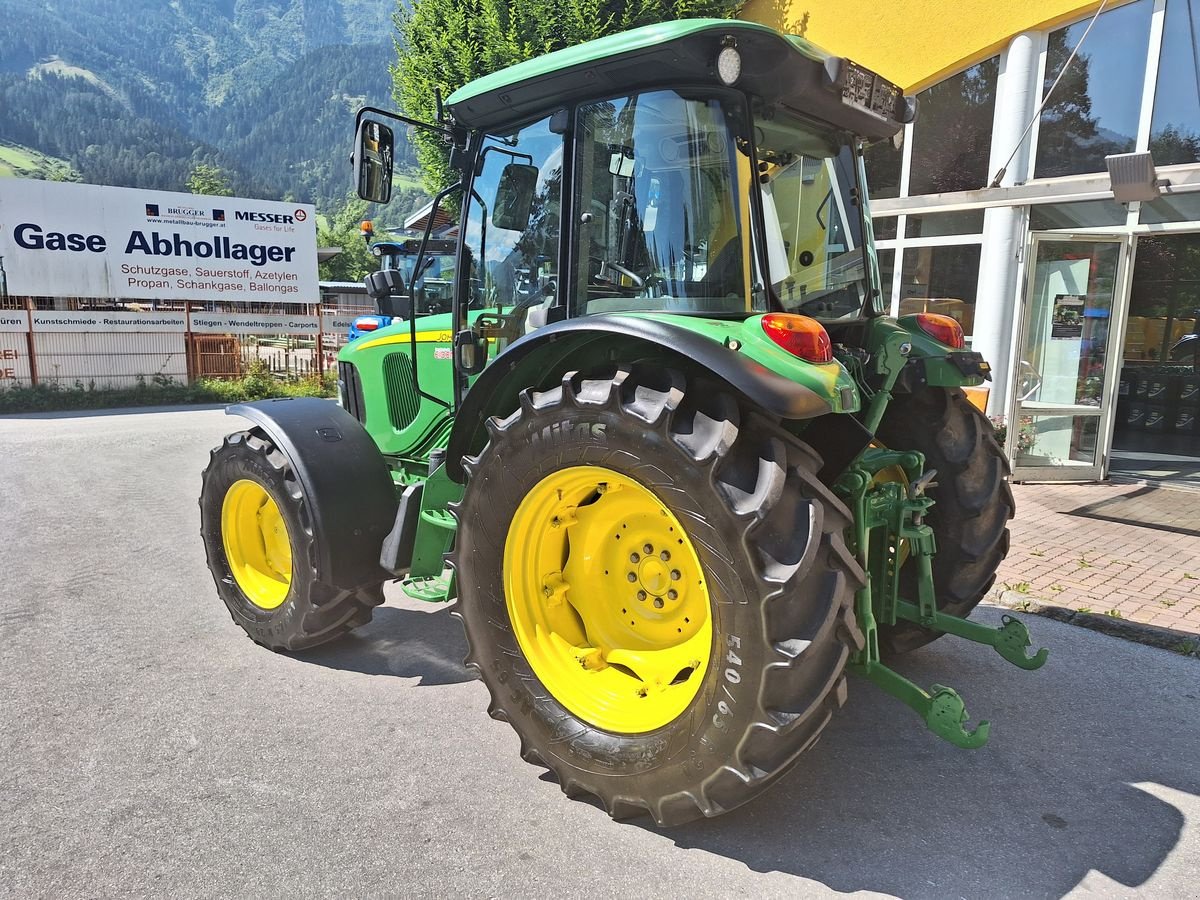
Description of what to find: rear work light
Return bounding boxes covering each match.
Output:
[913,313,965,349]
[760,313,833,363]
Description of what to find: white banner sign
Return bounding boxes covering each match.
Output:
[31,310,187,333]
[189,312,320,335]
[0,333,31,382]
[0,310,29,333]
[0,179,318,303]
[320,314,359,333]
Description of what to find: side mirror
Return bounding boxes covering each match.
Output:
[364,268,405,301]
[608,146,635,178]
[492,163,538,231]
[454,329,488,375]
[354,118,394,204]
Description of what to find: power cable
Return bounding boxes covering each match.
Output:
[988,0,1111,188]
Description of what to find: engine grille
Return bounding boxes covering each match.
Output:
[382,352,420,430]
[338,360,366,424]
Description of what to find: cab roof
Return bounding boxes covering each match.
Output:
[443,18,910,141]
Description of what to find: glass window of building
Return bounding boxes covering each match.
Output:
[864,139,902,200]
[874,215,898,241]
[898,244,981,335]
[1029,199,1127,229]
[1034,0,1153,178]
[905,209,985,238]
[1140,192,1200,224]
[876,248,895,309]
[907,57,999,195]
[1150,0,1200,165]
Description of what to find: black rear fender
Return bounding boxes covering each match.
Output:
[445,316,834,482]
[226,397,397,589]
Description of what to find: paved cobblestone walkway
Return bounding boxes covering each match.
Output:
[994,481,1200,638]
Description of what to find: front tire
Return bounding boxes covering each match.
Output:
[452,366,864,825]
[200,429,383,651]
[875,387,1015,655]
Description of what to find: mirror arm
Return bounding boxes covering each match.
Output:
[355,105,461,145]
[475,145,534,176]
[399,180,462,413]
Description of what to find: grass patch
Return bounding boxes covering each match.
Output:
[0,366,335,414]
[0,141,78,180]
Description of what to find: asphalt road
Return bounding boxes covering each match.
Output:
[2,405,1198,899]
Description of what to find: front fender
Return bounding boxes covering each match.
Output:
[227,397,397,589]
[444,315,840,482]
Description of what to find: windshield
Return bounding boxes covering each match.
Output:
[755,110,869,320]
[572,90,764,316]
[381,251,456,283]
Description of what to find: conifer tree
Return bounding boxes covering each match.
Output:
[392,0,743,192]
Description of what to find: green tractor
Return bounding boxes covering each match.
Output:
[200,19,1046,825]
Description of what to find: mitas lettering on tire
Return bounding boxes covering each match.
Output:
[451,365,865,826]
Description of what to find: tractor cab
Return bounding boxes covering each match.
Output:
[351,18,917,385]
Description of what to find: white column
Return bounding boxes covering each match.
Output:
[974,31,1040,418]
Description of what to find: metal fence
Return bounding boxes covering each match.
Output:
[0,302,376,390]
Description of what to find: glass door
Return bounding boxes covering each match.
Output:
[1009,234,1133,481]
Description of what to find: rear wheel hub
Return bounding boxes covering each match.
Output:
[503,465,712,734]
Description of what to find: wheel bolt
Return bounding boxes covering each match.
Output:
[660,550,670,561]
[630,552,640,563]
[670,569,681,581]
[643,543,653,554]
[668,589,678,600]
[637,590,647,601]
[626,572,637,582]
[653,598,664,609]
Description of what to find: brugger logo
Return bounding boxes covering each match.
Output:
[145,204,160,217]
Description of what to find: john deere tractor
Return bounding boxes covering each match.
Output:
[200,19,1046,826]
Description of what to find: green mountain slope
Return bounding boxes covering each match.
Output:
[0,141,79,181]
[0,0,417,208]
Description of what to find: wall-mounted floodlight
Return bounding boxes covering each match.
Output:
[1105,151,1162,204]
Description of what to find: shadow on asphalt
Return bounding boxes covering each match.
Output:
[290,605,473,685]
[631,622,1200,897]
[300,601,1198,896]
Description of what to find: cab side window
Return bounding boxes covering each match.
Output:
[462,116,564,341]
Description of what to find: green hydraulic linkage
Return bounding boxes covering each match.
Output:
[835,448,1048,750]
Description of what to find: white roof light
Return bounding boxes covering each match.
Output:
[716,43,741,86]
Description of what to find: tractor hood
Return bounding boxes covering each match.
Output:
[445,19,915,142]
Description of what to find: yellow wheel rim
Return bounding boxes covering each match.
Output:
[503,465,713,734]
[221,479,293,610]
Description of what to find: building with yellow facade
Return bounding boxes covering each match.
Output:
[744,0,1200,485]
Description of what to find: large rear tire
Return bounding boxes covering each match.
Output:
[200,428,383,651]
[452,366,864,825]
[875,387,1014,655]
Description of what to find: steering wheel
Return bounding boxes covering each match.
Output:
[602,261,644,288]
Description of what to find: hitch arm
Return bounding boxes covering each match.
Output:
[895,601,1049,671]
[849,661,990,749]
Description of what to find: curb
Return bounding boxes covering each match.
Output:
[993,590,1200,658]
